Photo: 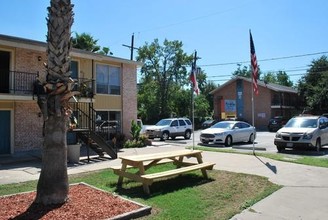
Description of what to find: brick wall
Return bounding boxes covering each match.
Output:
[242,80,271,129]
[212,79,272,129]
[15,48,47,80]
[121,64,137,138]
[14,102,44,152]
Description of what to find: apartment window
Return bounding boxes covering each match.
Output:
[96,64,121,95]
[96,110,121,130]
[70,60,78,79]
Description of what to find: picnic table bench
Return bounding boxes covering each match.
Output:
[110,149,215,194]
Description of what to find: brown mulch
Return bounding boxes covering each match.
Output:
[0,184,147,220]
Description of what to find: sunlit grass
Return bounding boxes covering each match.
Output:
[0,164,280,219]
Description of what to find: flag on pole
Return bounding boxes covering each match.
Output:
[190,68,200,95]
[250,31,259,95]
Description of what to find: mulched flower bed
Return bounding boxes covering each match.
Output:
[0,183,151,220]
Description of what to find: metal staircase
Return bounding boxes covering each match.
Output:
[69,102,117,159]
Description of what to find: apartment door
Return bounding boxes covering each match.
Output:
[0,111,11,154]
[0,51,10,93]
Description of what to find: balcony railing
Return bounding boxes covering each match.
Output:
[74,78,95,99]
[0,70,94,98]
[0,70,37,95]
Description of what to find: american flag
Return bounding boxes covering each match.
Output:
[190,68,199,95]
[250,31,259,95]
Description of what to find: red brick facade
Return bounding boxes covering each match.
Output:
[0,34,140,154]
[211,77,300,130]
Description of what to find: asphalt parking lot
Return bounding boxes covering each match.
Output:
[154,130,328,157]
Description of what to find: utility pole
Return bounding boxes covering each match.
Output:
[122,33,139,60]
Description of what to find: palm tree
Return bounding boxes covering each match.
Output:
[72,32,113,55]
[34,0,74,205]
[72,32,100,52]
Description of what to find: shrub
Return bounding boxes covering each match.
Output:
[130,120,141,141]
[123,139,145,148]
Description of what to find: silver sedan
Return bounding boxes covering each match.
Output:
[200,121,256,146]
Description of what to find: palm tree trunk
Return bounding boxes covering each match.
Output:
[35,0,74,205]
[35,116,69,204]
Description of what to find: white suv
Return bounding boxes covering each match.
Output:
[145,118,193,140]
[274,115,328,152]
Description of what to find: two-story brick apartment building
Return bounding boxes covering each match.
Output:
[210,76,303,130]
[0,34,142,155]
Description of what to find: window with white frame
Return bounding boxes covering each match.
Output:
[96,64,121,95]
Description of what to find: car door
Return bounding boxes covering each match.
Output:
[177,119,187,136]
[169,120,179,136]
[236,122,250,142]
[233,122,243,142]
[319,118,328,145]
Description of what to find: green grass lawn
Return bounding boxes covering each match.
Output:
[0,164,281,220]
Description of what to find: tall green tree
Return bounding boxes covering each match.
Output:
[193,68,218,114]
[202,80,218,113]
[137,39,193,120]
[35,0,74,205]
[298,56,328,113]
[232,64,262,79]
[262,71,293,87]
[276,71,293,87]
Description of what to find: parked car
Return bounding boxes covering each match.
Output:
[145,118,192,141]
[200,121,256,146]
[274,115,328,152]
[268,116,288,132]
[136,119,146,134]
[201,119,217,129]
[95,120,119,133]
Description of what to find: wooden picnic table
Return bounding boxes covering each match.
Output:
[110,149,215,194]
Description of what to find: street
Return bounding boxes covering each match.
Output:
[153,130,328,156]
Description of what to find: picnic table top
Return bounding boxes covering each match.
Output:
[119,149,203,162]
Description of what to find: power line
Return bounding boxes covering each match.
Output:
[207,66,328,78]
[208,70,328,83]
[199,51,328,67]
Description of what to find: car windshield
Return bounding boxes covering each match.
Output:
[212,122,234,129]
[156,119,172,126]
[284,118,318,128]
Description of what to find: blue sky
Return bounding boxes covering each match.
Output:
[1,0,327,85]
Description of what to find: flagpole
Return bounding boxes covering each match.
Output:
[192,90,195,150]
[191,50,196,151]
[251,74,255,155]
[250,30,258,155]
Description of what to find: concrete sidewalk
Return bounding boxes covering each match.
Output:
[1,145,328,219]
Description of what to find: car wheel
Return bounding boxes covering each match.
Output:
[184,130,191,139]
[277,145,285,152]
[224,135,232,147]
[161,131,169,141]
[248,134,254,143]
[201,140,209,144]
[315,139,321,152]
[171,136,176,140]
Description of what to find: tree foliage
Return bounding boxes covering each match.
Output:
[262,71,293,87]
[298,56,328,113]
[137,39,217,124]
[233,64,293,87]
[232,64,262,79]
[137,39,193,121]
[71,32,112,55]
